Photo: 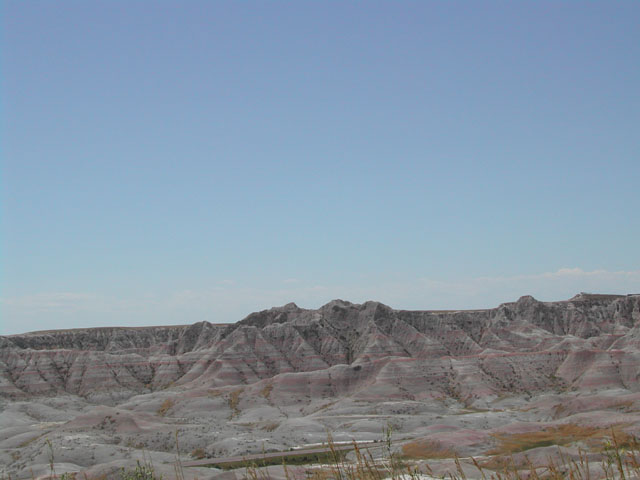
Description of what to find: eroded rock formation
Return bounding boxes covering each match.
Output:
[3,293,640,479]
[2,293,639,404]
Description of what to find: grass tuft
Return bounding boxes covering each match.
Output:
[228,389,243,418]
[156,398,174,417]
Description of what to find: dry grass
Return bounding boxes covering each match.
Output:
[309,401,337,414]
[15,428,640,480]
[401,439,456,459]
[617,399,636,412]
[17,434,44,448]
[260,383,273,400]
[552,399,636,419]
[481,432,640,480]
[261,421,280,432]
[487,423,634,456]
[156,398,174,417]
[337,430,640,480]
[190,448,206,459]
[228,389,243,418]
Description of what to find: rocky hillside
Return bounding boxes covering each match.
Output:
[2,293,639,404]
[3,293,640,479]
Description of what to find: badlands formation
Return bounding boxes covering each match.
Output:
[1,293,640,478]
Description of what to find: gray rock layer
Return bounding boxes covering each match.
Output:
[2,293,640,404]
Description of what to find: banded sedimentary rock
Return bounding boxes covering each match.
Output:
[1,293,639,403]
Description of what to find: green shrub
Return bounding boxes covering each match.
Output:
[120,460,160,480]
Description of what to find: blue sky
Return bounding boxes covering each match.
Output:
[2,2,639,334]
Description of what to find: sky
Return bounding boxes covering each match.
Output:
[2,2,639,335]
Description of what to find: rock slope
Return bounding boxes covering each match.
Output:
[2,293,640,479]
[2,293,639,403]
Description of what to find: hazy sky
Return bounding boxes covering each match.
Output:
[2,2,639,335]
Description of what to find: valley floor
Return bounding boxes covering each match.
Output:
[2,387,640,479]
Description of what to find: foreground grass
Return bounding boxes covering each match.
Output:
[5,428,640,480]
[246,428,640,480]
[245,429,640,480]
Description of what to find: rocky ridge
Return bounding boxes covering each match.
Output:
[2,293,639,403]
[3,293,640,479]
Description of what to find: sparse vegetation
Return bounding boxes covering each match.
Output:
[120,460,159,480]
[261,421,280,432]
[17,434,43,449]
[401,439,455,459]
[125,438,147,450]
[315,429,640,480]
[228,389,243,418]
[260,382,273,400]
[487,423,634,456]
[190,447,206,459]
[156,398,174,417]
[173,429,186,480]
[14,428,640,480]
